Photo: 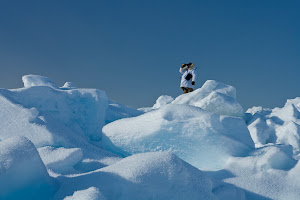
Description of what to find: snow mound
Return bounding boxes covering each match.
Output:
[38,146,83,173]
[221,145,299,199]
[0,137,56,199]
[101,152,217,200]
[56,152,245,200]
[172,80,244,118]
[152,95,174,109]
[102,104,254,169]
[105,100,144,124]
[64,187,106,200]
[22,74,58,88]
[247,97,300,151]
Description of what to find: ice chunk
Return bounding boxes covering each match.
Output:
[22,74,58,88]
[247,116,277,146]
[172,80,244,118]
[137,95,174,113]
[64,187,106,200]
[38,146,83,173]
[105,100,144,124]
[152,95,174,109]
[246,106,272,116]
[246,97,300,151]
[0,80,108,141]
[271,103,300,123]
[276,122,300,150]
[102,104,254,170]
[0,137,56,199]
[62,82,77,88]
[137,107,153,112]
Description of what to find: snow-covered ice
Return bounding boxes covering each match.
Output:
[152,95,174,109]
[1,75,300,200]
[55,152,245,200]
[64,187,106,200]
[217,145,300,200]
[22,74,59,88]
[172,80,245,118]
[247,97,300,152]
[105,100,144,124]
[102,104,254,169]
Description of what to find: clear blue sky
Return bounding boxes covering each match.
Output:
[0,0,299,109]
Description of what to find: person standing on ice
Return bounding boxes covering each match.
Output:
[179,62,196,93]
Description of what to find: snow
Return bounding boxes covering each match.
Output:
[56,152,245,200]
[0,137,57,199]
[138,95,174,112]
[105,100,144,124]
[64,187,106,200]
[62,82,77,88]
[38,146,83,173]
[22,74,59,88]
[216,145,300,200]
[0,76,121,173]
[1,74,300,200]
[0,94,56,147]
[247,97,300,151]
[0,75,108,141]
[152,95,174,109]
[102,104,254,170]
[171,80,244,118]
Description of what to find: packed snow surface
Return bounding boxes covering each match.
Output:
[1,75,300,200]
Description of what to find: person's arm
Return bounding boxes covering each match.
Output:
[192,69,197,85]
[179,64,187,74]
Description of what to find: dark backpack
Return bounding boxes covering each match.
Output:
[185,73,193,81]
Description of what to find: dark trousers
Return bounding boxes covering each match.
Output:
[181,87,194,94]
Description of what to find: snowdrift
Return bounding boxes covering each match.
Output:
[219,144,300,200]
[102,104,254,169]
[55,152,245,200]
[0,137,56,199]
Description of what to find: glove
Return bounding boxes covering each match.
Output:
[192,81,195,85]
[181,64,187,68]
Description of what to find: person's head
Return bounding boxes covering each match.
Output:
[187,62,194,69]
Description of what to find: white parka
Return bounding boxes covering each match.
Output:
[179,67,197,88]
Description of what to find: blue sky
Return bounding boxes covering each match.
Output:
[0,0,299,109]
